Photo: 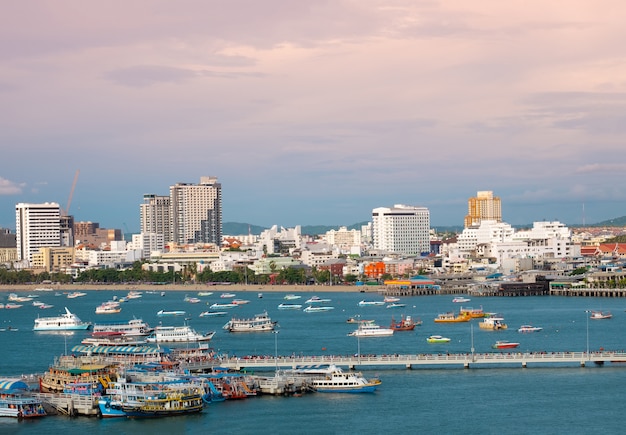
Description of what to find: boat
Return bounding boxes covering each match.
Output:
[8,293,32,302]
[427,335,451,343]
[209,303,238,309]
[156,309,187,317]
[0,379,47,419]
[492,341,520,349]
[4,303,23,309]
[197,292,213,296]
[284,294,301,300]
[303,306,335,313]
[223,312,277,332]
[305,365,381,393]
[95,302,122,314]
[459,306,486,318]
[348,322,394,337]
[146,325,216,343]
[479,316,507,330]
[518,325,543,333]
[383,296,400,303]
[39,355,118,394]
[199,311,228,317]
[390,315,420,331]
[453,296,471,303]
[277,303,303,310]
[305,296,331,304]
[590,311,612,320]
[347,317,373,323]
[122,385,205,418]
[93,318,153,336]
[220,293,236,298]
[358,300,385,307]
[37,303,54,309]
[126,291,142,299]
[81,334,147,346]
[434,312,471,323]
[33,307,92,331]
[232,299,250,305]
[184,296,201,304]
[386,303,406,309]
[67,291,87,298]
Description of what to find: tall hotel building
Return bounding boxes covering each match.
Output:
[16,202,61,265]
[170,176,222,245]
[464,190,502,228]
[140,194,171,243]
[372,204,430,255]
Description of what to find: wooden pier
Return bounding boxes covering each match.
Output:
[191,350,626,372]
[31,392,99,417]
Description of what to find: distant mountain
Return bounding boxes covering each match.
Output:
[590,216,626,227]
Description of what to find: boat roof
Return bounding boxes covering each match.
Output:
[71,344,167,355]
[0,379,29,392]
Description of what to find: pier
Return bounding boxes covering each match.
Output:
[31,392,99,416]
[188,350,626,372]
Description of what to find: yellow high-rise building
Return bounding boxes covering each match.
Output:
[464,191,502,228]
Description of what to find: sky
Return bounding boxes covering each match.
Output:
[2,1,626,232]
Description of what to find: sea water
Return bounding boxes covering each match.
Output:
[1,289,625,434]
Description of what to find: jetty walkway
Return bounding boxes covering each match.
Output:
[193,350,626,371]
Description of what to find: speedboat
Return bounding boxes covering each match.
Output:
[220,293,236,298]
[386,303,406,309]
[156,310,187,317]
[427,335,451,343]
[303,306,334,313]
[209,303,238,309]
[199,311,228,317]
[383,296,400,303]
[518,325,543,333]
[284,294,301,300]
[277,303,303,310]
[305,296,331,304]
[358,300,385,307]
[492,341,520,349]
[452,296,471,303]
[590,311,612,320]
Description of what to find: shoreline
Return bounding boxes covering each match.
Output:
[0,283,382,294]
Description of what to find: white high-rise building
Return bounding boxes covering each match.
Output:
[140,194,171,243]
[16,202,61,265]
[170,176,222,246]
[372,204,430,255]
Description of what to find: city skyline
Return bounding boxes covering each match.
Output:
[2,2,626,231]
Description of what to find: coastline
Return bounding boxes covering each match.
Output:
[0,283,381,294]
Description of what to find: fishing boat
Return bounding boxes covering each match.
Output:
[199,311,228,317]
[303,306,335,313]
[146,326,216,343]
[33,307,92,331]
[492,341,520,349]
[305,296,331,304]
[459,306,486,318]
[348,322,394,337]
[156,309,187,317]
[305,365,381,393]
[590,311,612,320]
[479,316,508,330]
[358,300,385,307]
[0,379,47,419]
[223,312,277,332]
[390,315,420,331]
[452,296,471,303]
[277,303,303,310]
[434,312,471,323]
[518,325,543,333]
[427,335,451,343]
[93,318,153,336]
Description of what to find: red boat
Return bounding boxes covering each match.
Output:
[390,315,421,331]
[492,341,520,349]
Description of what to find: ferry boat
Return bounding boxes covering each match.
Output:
[93,318,153,336]
[305,365,381,393]
[426,335,451,343]
[492,341,520,349]
[33,307,92,331]
[146,325,216,343]
[277,303,303,310]
[81,334,147,346]
[434,312,471,323]
[518,325,543,333]
[223,312,277,332]
[39,356,118,394]
[0,379,47,419]
[390,315,420,331]
[348,322,394,337]
[479,316,508,330]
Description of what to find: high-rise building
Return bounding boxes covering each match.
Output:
[140,194,171,243]
[371,204,430,255]
[170,176,222,246]
[15,202,61,265]
[464,190,502,228]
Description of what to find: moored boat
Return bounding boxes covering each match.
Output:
[305,296,331,304]
[199,311,228,317]
[452,296,471,303]
[146,326,216,343]
[223,312,276,332]
[122,386,205,418]
[0,379,47,419]
[390,315,420,331]
[358,300,385,307]
[93,318,153,336]
[459,306,486,318]
[156,309,187,317]
[386,303,406,309]
[434,312,471,323]
[209,303,238,309]
[33,307,92,331]
[284,294,301,300]
[303,306,334,313]
[95,302,122,314]
[304,365,381,393]
[383,296,400,303]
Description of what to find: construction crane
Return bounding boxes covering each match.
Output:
[63,169,80,216]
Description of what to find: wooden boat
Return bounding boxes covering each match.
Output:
[122,386,204,418]
[390,315,420,331]
[39,356,118,394]
[590,311,612,320]
[0,379,46,419]
[434,312,471,323]
[492,341,520,349]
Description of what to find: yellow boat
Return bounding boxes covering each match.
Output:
[459,306,486,318]
[433,312,471,323]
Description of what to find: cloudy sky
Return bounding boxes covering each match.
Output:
[1,1,625,232]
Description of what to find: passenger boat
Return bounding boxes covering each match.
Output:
[303,306,335,313]
[223,312,277,332]
[426,335,451,343]
[39,356,118,394]
[434,312,471,323]
[459,306,486,318]
[95,302,122,314]
[156,309,187,317]
[146,326,216,343]
[452,296,471,303]
[93,318,153,336]
[305,296,331,304]
[305,365,381,393]
[284,294,301,300]
[81,333,147,346]
[122,385,205,418]
[277,303,303,310]
[518,325,543,333]
[33,307,92,331]
[358,300,385,307]
[590,311,612,320]
[492,341,520,349]
[0,379,47,419]
[199,311,228,317]
[390,315,420,331]
[479,316,508,330]
[209,303,238,309]
[348,322,394,337]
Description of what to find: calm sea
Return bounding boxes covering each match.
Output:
[1,289,626,434]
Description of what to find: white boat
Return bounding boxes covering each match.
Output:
[383,296,400,303]
[232,299,250,305]
[184,296,201,304]
[479,316,507,330]
[0,379,47,418]
[305,365,381,393]
[220,293,236,298]
[4,303,22,309]
[305,296,331,304]
[284,294,301,300]
[197,291,213,296]
[33,307,92,331]
[92,318,153,336]
[146,325,215,343]
[348,322,394,337]
[303,306,335,313]
[223,312,277,332]
[67,292,87,299]
[358,300,385,307]
[278,303,303,310]
[81,334,147,346]
[126,291,142,299]
[199,311,228,317]
[209,303,238,309]
[452,296,471,303]
[95,301,122,314]
[8,293,32,302]
[156,309,187,317]
[590,311,612,320]
[386,303,406,309]
[518,325,543,333]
